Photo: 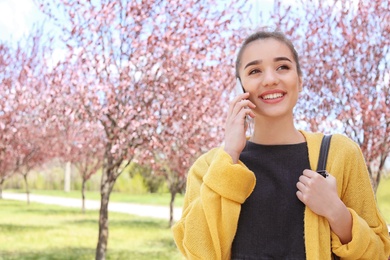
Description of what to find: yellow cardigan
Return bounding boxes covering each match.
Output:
[172,131,390,259]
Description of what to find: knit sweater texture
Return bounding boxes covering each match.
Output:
[231,141,308,259]
[172,131,390,260]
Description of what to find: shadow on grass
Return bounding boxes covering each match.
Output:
[153,236,178,249]
[0,223,54,233]
[0,247,181,260]
[0,247,95,260]
[23,208,96,216]
[65,218,97,225]
[66,217,168,230]
[110,218,167,229]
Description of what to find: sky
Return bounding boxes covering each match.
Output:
[0,0,279,44]
[0,0,44,43]
[0,0,278,68]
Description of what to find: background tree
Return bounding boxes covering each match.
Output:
[135,1,241,227]
[147,61,237,226]
[128,162,164,193]
[35,0,243,258]
[68,124,104,213]
[43,62,105,212]
[13,31,54,204]
[14,126,47,204]
[0,44,20,199]
[0,27,51,199]
[268,0,390,192]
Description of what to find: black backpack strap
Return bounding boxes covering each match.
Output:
[316,135,332,173]
[316,135,340,260]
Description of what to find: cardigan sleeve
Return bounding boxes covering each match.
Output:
[329,135,390,259]
[172,147,256,260]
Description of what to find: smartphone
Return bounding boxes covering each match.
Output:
[235,78,250,131]
[235,78,245,94]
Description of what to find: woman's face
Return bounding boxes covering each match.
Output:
[238,38,302,120]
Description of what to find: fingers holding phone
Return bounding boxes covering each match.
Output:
[224,92,256,163]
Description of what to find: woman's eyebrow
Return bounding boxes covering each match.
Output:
[244,57,293,70]
[244,60,261,70]
[274,57,292,63]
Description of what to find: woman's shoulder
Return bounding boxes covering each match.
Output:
[301,130,362,157]
[301,130,358,145]
[331,133,360,148]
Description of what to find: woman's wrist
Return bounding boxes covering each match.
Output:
[326,198,353,244]
[223,148,240,164]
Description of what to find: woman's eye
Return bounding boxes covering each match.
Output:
[277,65,290,71]
[249,69,260,75]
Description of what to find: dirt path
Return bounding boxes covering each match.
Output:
[2,192,182,221]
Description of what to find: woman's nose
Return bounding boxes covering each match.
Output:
[262,69,279,87]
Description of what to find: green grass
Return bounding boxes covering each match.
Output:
[7,175,390,223]
[5,189,184,207]
[0,200,184,260]
[1,177,388,260]
[377,176,390,224]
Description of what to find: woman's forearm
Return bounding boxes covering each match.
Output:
[326,198,353,244]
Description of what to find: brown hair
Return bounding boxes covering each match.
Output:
[235,31,302,79]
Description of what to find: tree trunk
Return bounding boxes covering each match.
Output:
[81,178,86,214]
[169,189,177,228]
[368,166,381,195]
[0,179,3,199]
[372,171,380,195]
[95,170,115,260]
[64,161,71,192]
[23,174,30,205]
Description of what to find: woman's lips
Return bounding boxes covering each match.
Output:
[259,91,286,103]
[261,92,284,100]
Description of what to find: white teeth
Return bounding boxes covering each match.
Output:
[262,93,284,100]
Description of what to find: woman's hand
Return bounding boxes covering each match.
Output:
[296,169,339,217]
[224,93,255,164]
[296,169,352,244]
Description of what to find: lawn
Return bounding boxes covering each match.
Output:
[377,176,390,224]
[4,189,184,207]
[0,200,184,260]
[6,175,390,223]
[1,176,388,260]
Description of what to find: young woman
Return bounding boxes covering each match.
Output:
[172,30,390,260]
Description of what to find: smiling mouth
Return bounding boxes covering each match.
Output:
[261,93,285,100]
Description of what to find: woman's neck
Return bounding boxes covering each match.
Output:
[249,117,305,145]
